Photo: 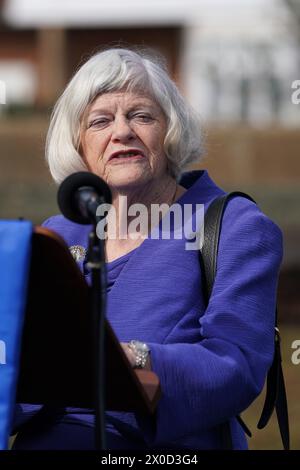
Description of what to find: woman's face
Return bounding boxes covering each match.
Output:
[80,90,168,192]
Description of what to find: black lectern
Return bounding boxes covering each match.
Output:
[16,227,160,414]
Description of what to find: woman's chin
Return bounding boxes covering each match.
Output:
[106,169,150,192]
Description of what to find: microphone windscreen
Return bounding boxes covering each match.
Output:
[57,172,112,224]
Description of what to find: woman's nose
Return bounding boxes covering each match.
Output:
[111,117,135,142]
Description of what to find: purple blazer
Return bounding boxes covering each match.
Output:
[12,170,283,450]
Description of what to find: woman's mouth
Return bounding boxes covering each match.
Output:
[108,150,145,163]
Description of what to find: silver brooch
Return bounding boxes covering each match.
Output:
[69,245,86,262]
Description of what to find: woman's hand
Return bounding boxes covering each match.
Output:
[120,342,152,370]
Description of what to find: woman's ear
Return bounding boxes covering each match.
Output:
[78,145,88,169]
[76,127,85,159]
[165,156,170,174]
[76,132,88,169]
[77,140,83,157]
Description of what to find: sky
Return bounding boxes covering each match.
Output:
[3,0,284,29]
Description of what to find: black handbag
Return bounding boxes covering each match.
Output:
[199,191,290,450]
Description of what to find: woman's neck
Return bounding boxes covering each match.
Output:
[103,174,186,259]
[113,173,177,208]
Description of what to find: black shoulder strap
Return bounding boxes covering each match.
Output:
[201,192,255,301]
[200,191,290,450]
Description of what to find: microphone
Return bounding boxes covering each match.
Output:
[57,172,112,225]
[58,172,111,449]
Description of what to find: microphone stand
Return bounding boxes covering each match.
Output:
[85,207,107,450]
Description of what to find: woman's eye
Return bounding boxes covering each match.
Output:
[88,118,109,129]
[132,113,153,122]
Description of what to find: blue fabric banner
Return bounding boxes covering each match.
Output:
[0,220,32,450]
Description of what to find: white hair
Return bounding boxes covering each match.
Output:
[46,47,204,183]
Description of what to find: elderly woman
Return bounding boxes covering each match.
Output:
[12,48,282,450]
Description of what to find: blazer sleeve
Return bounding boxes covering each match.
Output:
[136,196,283,447]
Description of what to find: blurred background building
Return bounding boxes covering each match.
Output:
[0,0,299,449]
[1,0,300,124]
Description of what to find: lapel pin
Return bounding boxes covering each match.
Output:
[69,245,86,262]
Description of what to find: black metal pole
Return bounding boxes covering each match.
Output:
[86,224,107,450]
